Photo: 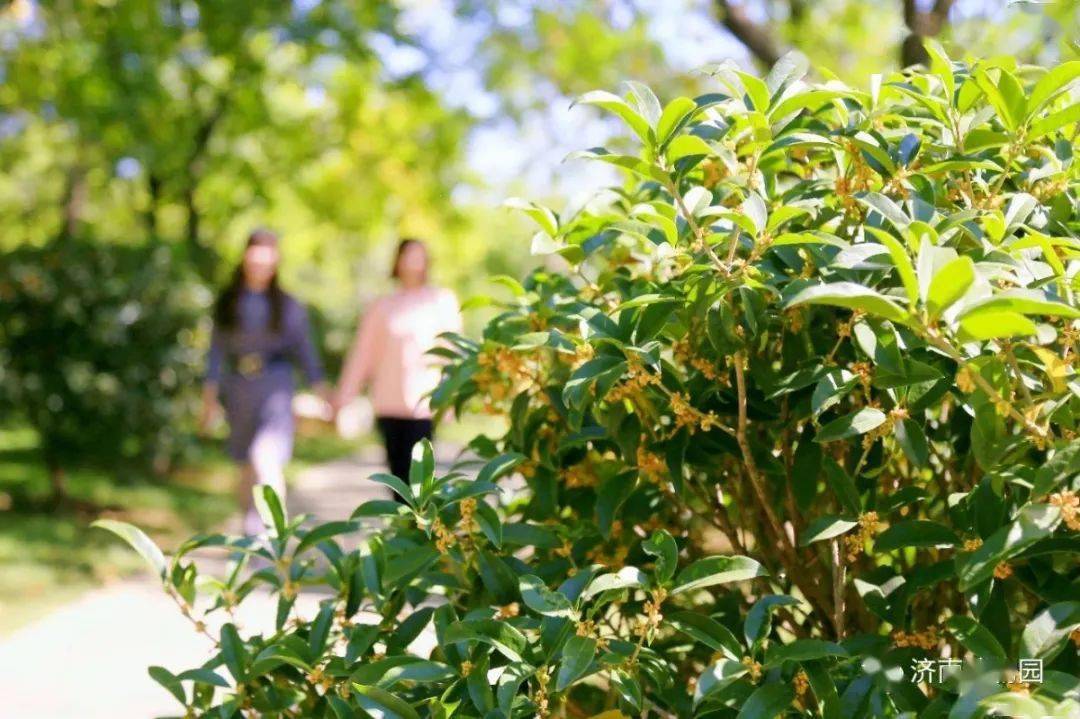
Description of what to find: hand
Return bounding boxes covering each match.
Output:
[314,382,336,420]
[198,397,221,435]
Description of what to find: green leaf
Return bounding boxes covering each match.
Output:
[656,96,697,145]
[623,80,662,125]
[735,682,796,719]
[857,192,910,229]
[957,504,1061,591]
[309,602,336,657]
[176,667,229,687]
[926,255,975,318]
[823,459,861,515]
[581,566,646,601]
[947,616,1007,660]
[798,515,858,546]
[327,695,355,719]
[556,635,596,691]
[893,418,929,468]
[443,619,528,662]
[380,660,457,687]
[254,484,287,538]
[874,520,958,552]
[865,227,917,306]
[369,472,416,507]
[566,148,667,182]
[354,684,422,719]
[503,197,559,237]
[815,408,887,443]
[959,290,1080,320]
[811,370,856,420]
[667,134,714,162]
[574,90,652,143]
[735,70,771,112]
[786,282,910,324]
[1020,601,1080,661]
[643,530,678,584]
[694,659,749,706]
[295,520,359,555]
[924,40,955,100]
[765,638,847,666]
[91,519,167,579]
[220,623,247,682]
[745,595,800,646]
[148,666,185,705]
[671,555,767,596]
[476,452,525,485]
[408,438,435,496]
[974,66,1025,131]
[519,575,575,618]
[1030,102,1080,139]
[669,611,744,659]
[958,310,1038,341]
[802,659,843,719]
[1027,60,1080,115]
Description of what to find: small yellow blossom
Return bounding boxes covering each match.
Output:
[1049,490,1080,531]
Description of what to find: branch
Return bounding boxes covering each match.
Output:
[715,0,783,68]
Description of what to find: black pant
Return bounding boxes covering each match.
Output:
[375,417,434,486]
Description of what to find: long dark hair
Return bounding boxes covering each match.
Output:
[391,238,429,283]
[214,229,287,333]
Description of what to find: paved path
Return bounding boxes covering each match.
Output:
[0,448,457,719]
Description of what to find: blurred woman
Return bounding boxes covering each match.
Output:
[201,229,329,534]
[334,239,461,484]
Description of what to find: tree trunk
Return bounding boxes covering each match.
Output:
[900,0,956,68]
[715,0,784,68]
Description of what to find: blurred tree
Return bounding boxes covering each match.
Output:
[0,0,471,286]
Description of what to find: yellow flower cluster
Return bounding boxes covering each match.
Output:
[892,627,939,650]
[850,361,873,389]
[670,391,723,434]
[1005,673,1030,696]
[636,445,667,485]
[460,498,478,533]
[607,355,660,403]
[786,308,805,334]
[962,537,983,552]
[1049,490,1080,531]
[496,603,520,619]
[638,587,667,636]
[564,459,599,488]
[993,562,1013,580]
[843,512,883,562]
[673,335,722,381]
[432,499,480,555]
[741,656,763,683]
[587,540,630,569]
[433,518,455,554]
[569,342,595,369]
[793,669,810,699]
[475,346,534,412]
[956,366,976,393]
[535,668,550,718]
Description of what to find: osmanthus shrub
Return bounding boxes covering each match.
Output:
[101,48,1080,718]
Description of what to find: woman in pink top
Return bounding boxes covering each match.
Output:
[334,239,461,483]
